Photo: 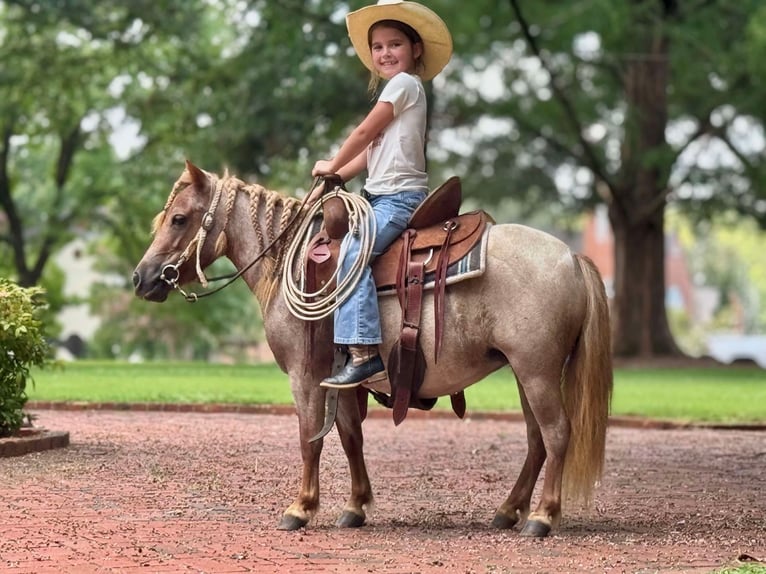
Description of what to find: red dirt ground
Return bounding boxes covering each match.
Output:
[1,409,764,573]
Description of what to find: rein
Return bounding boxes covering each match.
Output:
[160,175,317,302]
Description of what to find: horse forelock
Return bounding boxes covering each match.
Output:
[151,167,215,235]
[150,211,166,236]
[150,186,184,236]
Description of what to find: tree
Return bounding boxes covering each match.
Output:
[6,1,765,360]
[0,0,378,359]
[162,0,374,185]
[434,0,766,358]
[89,0,372,359]
[0,0,213,287]
[0,1,271,357]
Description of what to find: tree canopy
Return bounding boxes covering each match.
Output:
[1,0,764,359]
[433,0,766,356]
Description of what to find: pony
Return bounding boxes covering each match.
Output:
[132,161,613,537]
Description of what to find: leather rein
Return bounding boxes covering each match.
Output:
[159,175,317,302]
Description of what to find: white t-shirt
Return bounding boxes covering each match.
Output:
[365,72,428,195]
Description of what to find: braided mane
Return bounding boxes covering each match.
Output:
[153,168,303,304]
[232,177,302,303]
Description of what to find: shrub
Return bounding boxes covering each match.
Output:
[0,279,50,437]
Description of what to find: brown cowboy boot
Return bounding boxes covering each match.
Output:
[320,344,385,389]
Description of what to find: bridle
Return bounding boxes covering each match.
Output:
[159,175,227,300]
[159,174,314,302]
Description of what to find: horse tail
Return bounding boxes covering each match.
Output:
[562,253,613,506]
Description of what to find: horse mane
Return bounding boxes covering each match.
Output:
[152,167,302,305]
[246,183,302,305]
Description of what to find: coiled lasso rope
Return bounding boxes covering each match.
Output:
[281,189,376,321]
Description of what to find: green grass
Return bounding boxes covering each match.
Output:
[716,566,766,574]
[28,361,766,423]
[609,368,766,423]
[29,361,294,405]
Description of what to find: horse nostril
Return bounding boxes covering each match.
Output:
[132,270,141,288]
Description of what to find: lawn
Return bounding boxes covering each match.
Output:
[28,360,766,423]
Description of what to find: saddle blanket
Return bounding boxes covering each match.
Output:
[376,224,491,296]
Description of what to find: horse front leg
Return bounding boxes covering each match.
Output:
[333,390,373,528]
[278,380,326,531]
[492,381,545,530]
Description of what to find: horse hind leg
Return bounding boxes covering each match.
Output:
[332,390,374,528]
[492,380,545,531]
[516,372,571,538]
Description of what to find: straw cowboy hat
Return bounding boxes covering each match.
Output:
[346,0,453,81]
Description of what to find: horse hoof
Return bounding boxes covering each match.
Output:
[337,511,366,528]
[277,514,308,531]
[520,519,551,538]
[491,512,519,530]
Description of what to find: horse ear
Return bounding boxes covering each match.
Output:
[185,160,208,189]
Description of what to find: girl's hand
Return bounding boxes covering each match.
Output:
[312,159,334,177]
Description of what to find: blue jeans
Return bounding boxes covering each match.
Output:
[334,190,427,345]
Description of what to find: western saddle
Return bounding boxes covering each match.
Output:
[306,176,492,425]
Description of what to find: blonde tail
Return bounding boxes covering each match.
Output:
[562,254,613,505]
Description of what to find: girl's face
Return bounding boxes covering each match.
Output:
[369,26,422,79]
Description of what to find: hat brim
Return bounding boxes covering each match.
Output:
[346,1,452,81]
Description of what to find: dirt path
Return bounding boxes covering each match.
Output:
[1,410,764,573]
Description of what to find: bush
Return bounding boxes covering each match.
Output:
[0,279,51,437]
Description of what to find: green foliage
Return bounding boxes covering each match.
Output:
[4,0,766,361]
[437,0,766,224]
[708,218,766,332]
[667,307,706,356]
[188,0,370,178]
[88,260,264,361]
[669,209,766,334]
[1,0,265,356]
[0,278,51,436]
[716,565,766,574]
[0,0,214,285]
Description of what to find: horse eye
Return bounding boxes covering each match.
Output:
[171,214,187,226]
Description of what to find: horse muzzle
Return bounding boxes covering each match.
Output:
[132,267,171,302]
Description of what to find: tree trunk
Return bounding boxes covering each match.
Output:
[610,204,680,357]
[610,1,682,358]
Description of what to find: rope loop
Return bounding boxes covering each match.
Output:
[281,190,375,321]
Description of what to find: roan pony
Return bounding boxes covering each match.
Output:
[132,161,613,537]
